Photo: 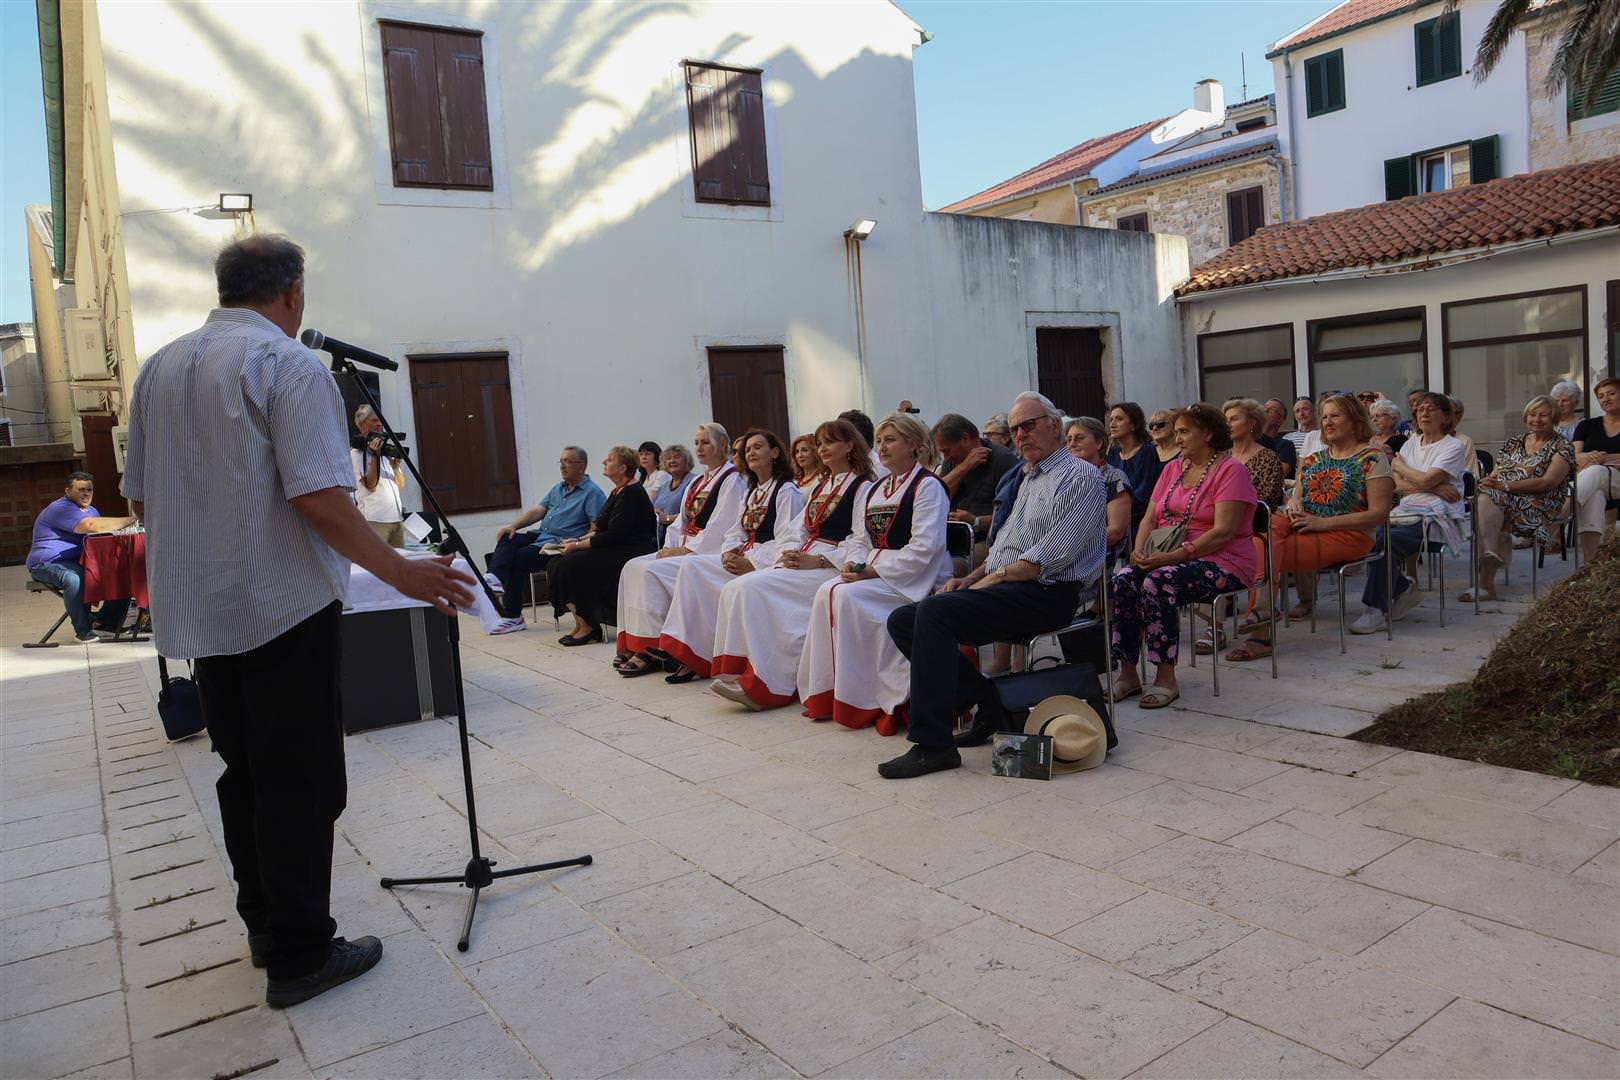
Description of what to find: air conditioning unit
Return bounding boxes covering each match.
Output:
[64,309,112,381]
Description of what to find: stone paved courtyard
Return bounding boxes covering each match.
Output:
[1,557,1616,1079]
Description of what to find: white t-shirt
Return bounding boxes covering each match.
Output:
[1397,433,1467,511]
[1294,430,1323,459]
[351,448,404,523]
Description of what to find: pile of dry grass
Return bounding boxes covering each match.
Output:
[1352,529,1620,786]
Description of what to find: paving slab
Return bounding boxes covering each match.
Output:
[1366,998,1620,1079]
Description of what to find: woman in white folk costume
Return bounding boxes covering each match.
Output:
[614,423,744,676]
[799,413,951,735]
[657,430,804,683]
[710,419,876,709]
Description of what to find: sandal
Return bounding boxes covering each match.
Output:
[1110,678,1143,700]
[1458,589,1498,603]
[665,667,697,684]
[1286,602,1313,620]
[1193,628,1227,655]
[1139,687,1180,709]
[1225,639,1272,663]
[617,654,660,678]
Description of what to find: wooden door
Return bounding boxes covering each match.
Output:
[707,347,790,440]
[79,414,128,515]
[407,353,519,514]
[1036,328,1106,420]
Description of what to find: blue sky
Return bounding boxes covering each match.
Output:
[0,0,1328,323]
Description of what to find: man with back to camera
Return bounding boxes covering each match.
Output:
[351,405,406,547]
[26,471,136,643]
[121,234,475,1008]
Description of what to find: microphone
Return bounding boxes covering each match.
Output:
[300,329,399,371]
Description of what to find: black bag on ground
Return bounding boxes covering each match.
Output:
[989,661,1117,751]
[157,656,206,742]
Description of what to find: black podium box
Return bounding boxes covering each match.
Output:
[339,607,458,734]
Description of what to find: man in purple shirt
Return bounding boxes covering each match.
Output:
[27,471,137,643]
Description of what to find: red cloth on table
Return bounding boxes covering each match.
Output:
[82,533,148,608]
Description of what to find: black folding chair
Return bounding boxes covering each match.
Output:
[23,579,68,649]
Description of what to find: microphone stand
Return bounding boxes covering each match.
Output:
[331,356,591,951]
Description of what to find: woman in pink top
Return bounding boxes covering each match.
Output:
[1111,403,1257,708]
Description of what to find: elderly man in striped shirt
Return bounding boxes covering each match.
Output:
[122,235,475,1007]
[881,391,1106,779]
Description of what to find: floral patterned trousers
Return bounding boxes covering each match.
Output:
[1111,560,1245,667]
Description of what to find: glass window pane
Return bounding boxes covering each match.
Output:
[1448,338,1584,452]
[1316,315,1423,352]
[1422,155,1447,193]
[1447,290,1583,341]
[1201,364,1295,409]
[1312,351,1426,411]
[1199,326,1292,369]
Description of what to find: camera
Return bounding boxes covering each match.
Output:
[353,431,408,459]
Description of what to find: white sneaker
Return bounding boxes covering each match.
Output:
[74,633,100,645]
[709,677,762,711]
[1390,577,1423,622]
[489,617,527,635]
[483,573,506,594]
[1349,610,1387,635]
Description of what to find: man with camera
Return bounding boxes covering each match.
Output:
[122,234,475,1008]
[351,405,406,547]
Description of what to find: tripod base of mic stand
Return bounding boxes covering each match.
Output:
[381,853,593,952]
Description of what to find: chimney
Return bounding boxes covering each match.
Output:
[1194,78,1225,119]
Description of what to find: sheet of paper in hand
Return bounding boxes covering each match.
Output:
[990,732,1053,780]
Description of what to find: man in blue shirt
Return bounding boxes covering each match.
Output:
[487,446,606,631]
[27,471,137,643]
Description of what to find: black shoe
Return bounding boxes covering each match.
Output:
[249,932,270,969]
[878,744,962,780]
[954,681,1008,748]
[560,627,603,646]
[266,936,383,1008]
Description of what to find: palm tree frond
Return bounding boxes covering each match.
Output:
[1471,0,1538,83]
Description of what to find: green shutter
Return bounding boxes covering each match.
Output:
[1326,50,1346,110]
[1415,20,1437,85]
[1470,135,1499,183]
[1385,156,1417,200]
[1438,14,1462,80]
[1569,65,1620,120]
[1306,50,1346,116]
[1415,15,1460,86]
[1306,56,1323,115]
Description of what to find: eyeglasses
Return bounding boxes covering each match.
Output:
[1008,417,1045,436]
[1148,421,1168,430]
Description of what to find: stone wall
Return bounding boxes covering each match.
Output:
[1526,19,1620,170]
[1080,159,1282,268]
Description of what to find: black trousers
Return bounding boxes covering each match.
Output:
[488,534,558,619]
[195,603,346,979]
[887,580,1081,749]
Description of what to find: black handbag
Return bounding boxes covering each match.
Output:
[156,656,206,742]
[989,660,1117,750]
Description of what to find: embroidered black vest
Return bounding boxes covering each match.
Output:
[683,464,736,536]
[802,474,869,546]
[867,468,946,550]
[738,480,782,550]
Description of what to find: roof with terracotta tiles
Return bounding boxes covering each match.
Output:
[1176,155,1620,296]
[937,117,1168,213]
[1268,0,1440,56]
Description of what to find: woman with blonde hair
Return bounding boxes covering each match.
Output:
[1148,409,1180,463]
[709,419,875,709]
[614,422,745,671]
[550,446,659,645]
[798,412,952,733]
[1467,395,1575,601]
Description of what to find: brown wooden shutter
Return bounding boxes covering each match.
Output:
[458,358,519,509]
[686,64,731,201]
[437,31,493,190]
[410,361,461,509]
[1035,329,1106,420]
[733,70,771,204]
[1227,186,1265,245]
[381,22,448,186]
[686,62,770,206]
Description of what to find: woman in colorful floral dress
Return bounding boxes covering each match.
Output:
[1228,394,1393,662]
[1469,395,1575,601]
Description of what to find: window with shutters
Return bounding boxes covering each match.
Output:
[1385,135,1497,200]
[1568,65,1620,121]
[1116,212,1149,233]
[380,22,493,191]
[1417,144,1471,192]
[684,62,771,206]
[1414,12,1462,87]
[407,352,519,513]
[1304,50,1346,117]
[1226,186,1265,246]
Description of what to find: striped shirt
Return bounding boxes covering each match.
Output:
[121,308,355,659]
[985,446,1106,586]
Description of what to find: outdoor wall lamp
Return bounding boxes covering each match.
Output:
[217,193,253,213]
[844,217,877,241]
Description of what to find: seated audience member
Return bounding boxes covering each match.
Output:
[840,410,878,457]
[615,424,744,670]
[549,447,659,645]
[1468,395,1575,600]
[1258,398,1298,478]
[1448,396,1480,476]
[1111,404,1257,709]
[1288,396,1322,459]
[1369,399,1407,457]
[638,441,669,503]
[800,413,951,734]
[933,413,1017,542]
[983,415,1012,448]
[655,430,803,682]
[1228,394,1394,660]
[488,446,604,634]
[1147,408,1181,464]
[1350,392,1467,633]
[1066,417,1131,556]
[1550,380,1583,441]
[881,391,1106,778]
[651,444,696,545]
[1225,398,1285,507]
[1106,402,1163,534]
[26,471,136,643]
[708,420,874,708]
[351,405,406,547]
[1397,389,1426,435]
[1572,376,1620,561]
[790,434,824,494]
